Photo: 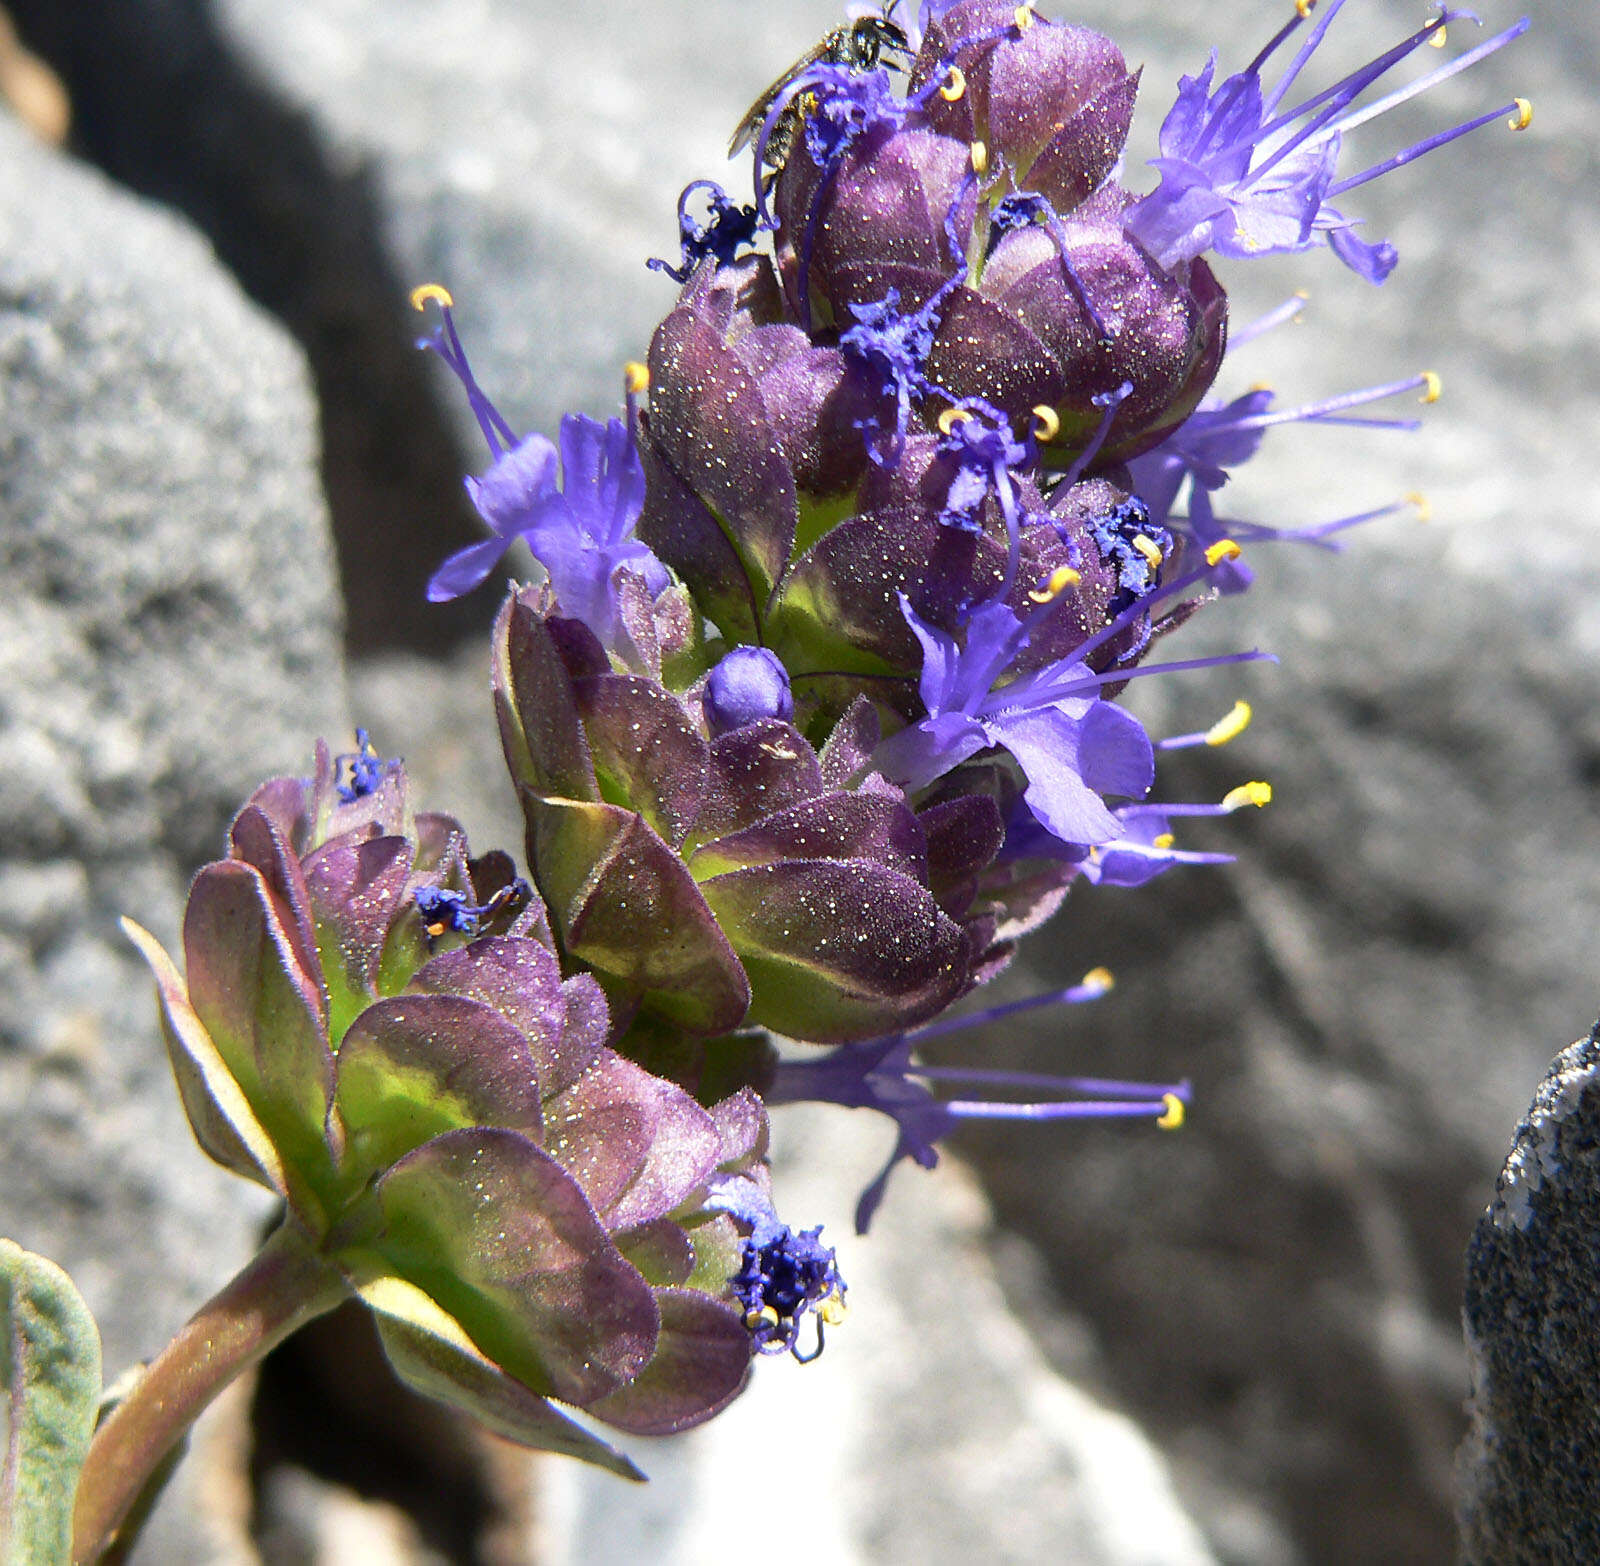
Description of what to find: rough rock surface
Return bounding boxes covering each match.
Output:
[1458,1024,1600,1562]
[0,106,347,1558]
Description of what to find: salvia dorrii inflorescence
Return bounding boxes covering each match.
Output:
[138,0,1527,1469]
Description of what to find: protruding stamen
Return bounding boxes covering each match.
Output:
[1407,489,1433,523]
[1204,538,1242,566]
[1131,533,1164,568]
[1031,403,1061,443]
[1207,699,1254,746]
[1223,780,1273,811]
[1081,966,1115,994]
[623,361,649,394]
[1295,0,1315,18]
[1027,563,1082,604]
[1157,699,1254,752]
[1157,1093,1186,1130]
[410,282,455,312]
[970,139,989,175]
[1419,370,1442,404]
[938,407,974,435]
[940,66,966,102]
[1509,97,1533,130]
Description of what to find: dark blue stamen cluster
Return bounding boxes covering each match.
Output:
[648,179,760,284]
[937,403,1029,534]
[1088,497,1171,614]
[414,880,531,941]
[334,728,391,802]
[840,284,952,461]
[732,1223,845,1363]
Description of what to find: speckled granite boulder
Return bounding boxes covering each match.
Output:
[0,107,347,1559]
[1459,1023,1600,1563]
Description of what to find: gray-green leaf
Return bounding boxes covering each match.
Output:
[0,1240,103,1565]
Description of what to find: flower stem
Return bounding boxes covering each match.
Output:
[71,1220,351,1563]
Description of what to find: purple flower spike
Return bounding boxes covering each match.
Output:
[1125,3,1531,281]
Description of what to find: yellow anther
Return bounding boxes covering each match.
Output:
[1156,1093,1186,1130]
[1131,533,1164,568]
[1030,403,1061,443]
[1204,538,1242,567]
[1205,699,1253,747]
[1082,966,1115,994]
[624,360,650,394]
[1295,0,1316,18]
[1509,98,1533,132]
[745,1305,781,1331]
[820,1294,849,1326]
[1013,3,1037,30]
[409,282,455,312]
[1419,370,1442,404]
[1223,781,1273,812]
[1028,564,1082,604]
[937,407,974,435]
[1248,380,1274,394]
[1406,490,1433,523]
[1429,23,1447,47]
[940,66,967,102]
[1153,833,1176,850]
[970,139,989,175]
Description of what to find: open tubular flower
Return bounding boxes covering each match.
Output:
[765,969,1189,1231]
[1124,1,1532,282]
[414,287,671,664]
[125,738,842,1471]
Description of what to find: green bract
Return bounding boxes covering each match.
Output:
[128,744,768,1471]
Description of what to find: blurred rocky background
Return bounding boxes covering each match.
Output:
[0,0,1591,1560]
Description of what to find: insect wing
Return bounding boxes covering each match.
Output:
[727,32,837,158]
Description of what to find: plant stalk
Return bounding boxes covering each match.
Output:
[70,1220,350,1564]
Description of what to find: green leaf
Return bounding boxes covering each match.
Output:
[361,1278,644,1482]
[0,1240,103,1565]
[369,1130,661,1406]
[121,918,288,1200]
[528,797,750,1035]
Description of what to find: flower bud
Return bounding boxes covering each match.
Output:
[704,646,794,734]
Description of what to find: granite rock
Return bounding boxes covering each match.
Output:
[1458,1024,1600,1563]
[0,106,347,1559]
